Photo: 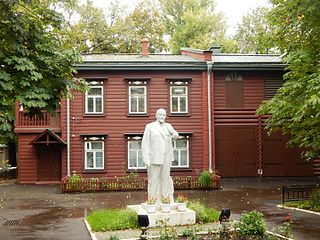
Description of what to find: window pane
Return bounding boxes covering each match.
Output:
[171,97,178,112]
[176,139,187,148]
[129,151,137,167]
[91,142,103,149]
[96,152,103,168]
[86,152,94,168]
[131,87,145,95]
[138,97,145,112]
[173,150,179,166]
[129,141,140,150]
[138,151,144,167]
[172,87,186,95]
[96,98,102,112]
[87,98,94,112]
[130,97,138,112]
[180,97,187,112]
[88,87,102,95]
[181,150,188,166]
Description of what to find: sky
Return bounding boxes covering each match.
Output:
[87,0,271,35]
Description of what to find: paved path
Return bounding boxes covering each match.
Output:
[0,177,319,239]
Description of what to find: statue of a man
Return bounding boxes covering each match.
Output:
[141,108,179,204]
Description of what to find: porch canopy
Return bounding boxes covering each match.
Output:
[29,129,66,146]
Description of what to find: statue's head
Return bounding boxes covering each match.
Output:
[156,108,166,124]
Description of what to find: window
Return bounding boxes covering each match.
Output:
[125,79,149,115]
[83,136,105,170]
[265,79,283,100]
[129,86,147,114]
[225,73,243,108]
[126,135,145,170]
[85,84,103,114]
[168,79,190,114]
[172,136,190,168]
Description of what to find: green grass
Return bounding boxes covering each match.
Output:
[86,202,220,232]
[284,200,311,210]
[187,201,220,223]
[86,208,139,232]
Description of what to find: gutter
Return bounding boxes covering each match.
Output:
[207,61,213,172]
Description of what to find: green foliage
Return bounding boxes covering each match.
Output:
[235,210,267,238]
[187,201,219,223]
[159,0,227,53]
[198,170,213,189]
[0,0,87,141]
[158,219,179,240]
[181,226,201,240]
[257,0,320,160]
[108,236,119,240]
[235,7,279,54]
[86,208,139,232]
[309,188,320,212]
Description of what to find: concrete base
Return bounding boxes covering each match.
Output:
[128,204,196,228]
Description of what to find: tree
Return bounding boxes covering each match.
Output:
[159,0,227,53]
[0,0,87,142]
[110,0,168,53]
[257,0,320,160]
[234,7,278,54]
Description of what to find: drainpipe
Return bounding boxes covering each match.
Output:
[207,61,213,173]
[66,96,71,176]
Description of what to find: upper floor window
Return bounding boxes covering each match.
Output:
[168,79,191,114]
[125,78,149,115]
[225,73,243,108]
[85,81,104,114]
[83,135,105,170]
[172,136,190,168]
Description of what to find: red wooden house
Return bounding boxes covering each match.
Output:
[14,40,316,184]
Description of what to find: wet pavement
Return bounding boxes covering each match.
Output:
[0,177,319,240]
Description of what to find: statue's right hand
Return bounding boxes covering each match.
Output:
[144,159,150,166]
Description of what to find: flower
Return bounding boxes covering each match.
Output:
[283,214,292,223]
[175,194,188,203]
[146,196,156,204]
[161,195,170,204]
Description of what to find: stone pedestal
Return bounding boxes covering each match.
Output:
[128,204,196,228]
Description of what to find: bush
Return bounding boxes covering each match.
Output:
[86,208,139,231]
[235,210,267,238]
[198,170,213,189]
[309,188,320,212]
[187,201,219,224]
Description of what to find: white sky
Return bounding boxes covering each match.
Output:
[87,0,271,35]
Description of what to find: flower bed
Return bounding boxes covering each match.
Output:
[61,174,221,193]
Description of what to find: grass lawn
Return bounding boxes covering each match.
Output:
[86,201,220,232]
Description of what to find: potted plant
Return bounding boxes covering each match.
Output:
[161,195,171,213]
[145,196,157,213]
[175,194,188,212]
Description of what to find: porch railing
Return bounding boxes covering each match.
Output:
[17,110,61,127]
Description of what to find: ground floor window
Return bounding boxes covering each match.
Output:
[172,137,190,168]
[83,136,105,170]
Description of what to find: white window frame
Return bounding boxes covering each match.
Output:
[84,139,104,170]
[127,138,146,170]
[172,137,190,168]
[85,85,103,114]
[129,86,147,114]
[170,85,188,114]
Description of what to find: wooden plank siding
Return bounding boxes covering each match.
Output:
[59,70,208,179]
[17,134,39,184]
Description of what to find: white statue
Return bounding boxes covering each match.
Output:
[141,108,179,204]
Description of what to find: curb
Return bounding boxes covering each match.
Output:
[84,218,97,240]
[277,204,320,216]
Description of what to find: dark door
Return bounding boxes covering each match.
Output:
[216,126,257,177]
[262,131,313,176]
[37,145,61,181]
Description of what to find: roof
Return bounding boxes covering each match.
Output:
[77,52,286,71]
[77,54,206,71]
[212,54,286,70]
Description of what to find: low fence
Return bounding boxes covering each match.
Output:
[282,184,319,203]
[61,175,221,193]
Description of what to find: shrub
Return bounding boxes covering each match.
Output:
[86,208,139,231]
[187,201,219,224]
[309,188,320,212]
[235,210,267,238]
[198,170,213,189]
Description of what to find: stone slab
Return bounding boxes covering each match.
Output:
[128,204,196,228]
